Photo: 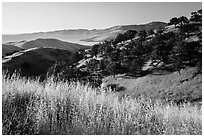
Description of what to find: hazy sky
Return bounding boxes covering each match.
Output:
[2,2,201,34]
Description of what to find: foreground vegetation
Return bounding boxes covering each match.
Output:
[2,73,202,135]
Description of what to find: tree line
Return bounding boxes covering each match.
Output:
[48,9,202,86]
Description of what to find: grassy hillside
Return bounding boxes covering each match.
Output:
[119,21,167,31]
[2,74,202,135]
[102,67,202,104]
[18,38,90,52]
[3,38,90,52]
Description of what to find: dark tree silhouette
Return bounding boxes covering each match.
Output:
[169,17,179,27]
[179,23,200,34]
[124,30,137,40]
[190,9,202,22]
[178,16,189,25]
[148,29,155,36]
[86,59,100,72]
[91,44,100,57]
[129,57,145,74]
[114,33,126,44]
[138,30,147,40]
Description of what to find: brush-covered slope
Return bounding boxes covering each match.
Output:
[75,10,202,104]
[2,44,22,57]
[2,47,78,77]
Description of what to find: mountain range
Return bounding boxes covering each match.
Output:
[3,21,167,45]
[2,38,90,57]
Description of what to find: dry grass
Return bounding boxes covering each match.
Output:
[102,67,202,102]
[2,73,202,135]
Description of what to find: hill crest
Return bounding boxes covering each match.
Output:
[2,21,167,45]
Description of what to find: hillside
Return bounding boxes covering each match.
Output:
[2,47,81,78]
[3,38,90,53]
[2,22,167,45]
[2,44,22,57]
[102,67,201,104]
[48,9,201,104]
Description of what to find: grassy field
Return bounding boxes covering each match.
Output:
[102,67,202,103]
[2,73,202,135]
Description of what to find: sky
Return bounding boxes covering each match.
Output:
[2,2,202,34]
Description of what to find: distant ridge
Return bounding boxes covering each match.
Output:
[119,21,167,31]
[18,38,90,52]
[3,38,90,54]
[2,21,167,45]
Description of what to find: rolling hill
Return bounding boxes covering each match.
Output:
[2,44,22,57]
[2,38,90,58]
[2,22,167,45]
[2,47,79,78]
[15,38,90,52]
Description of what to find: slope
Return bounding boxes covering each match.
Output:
[102,67,201,104]
[2,47,78,78]
[5,38,90,52]
[2,44,22,57]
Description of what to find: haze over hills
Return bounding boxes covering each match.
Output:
[15,38,90,51]
[2,21,167,45]
[2,38,90,57]
[2,38,90,76]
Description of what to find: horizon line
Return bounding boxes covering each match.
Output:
[2,20,167,35]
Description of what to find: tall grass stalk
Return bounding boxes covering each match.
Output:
[2,74,202,135]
